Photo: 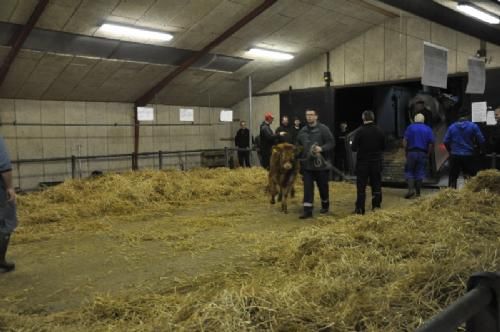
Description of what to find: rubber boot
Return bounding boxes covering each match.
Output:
[404,179,415,199]
[415,180,422,197]
[354,207,365,215]
[0,233,15,272]
[299,206,313,219]
[320,201,330,214]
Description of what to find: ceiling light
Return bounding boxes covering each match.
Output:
[456,3,500,24]
[246,48,294,60]
[100,23,173,41]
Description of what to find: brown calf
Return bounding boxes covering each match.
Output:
[268,143,300,213]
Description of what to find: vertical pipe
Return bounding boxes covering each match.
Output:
[159,150,163,170]
[71,155,76,179]
[133,106,139,170]
[248,75,253,163]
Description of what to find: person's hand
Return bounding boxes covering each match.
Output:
[6,188,16,203]
[313,145,322,153]
[279,131,286,136]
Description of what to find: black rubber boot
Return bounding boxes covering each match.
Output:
[320,201,329,214]
[354,207,365,215]
[404,179,415,199]
[0,233,15,273]
[299,206,313,219]
[415,180,422,197]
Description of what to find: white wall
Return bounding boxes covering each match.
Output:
[233,16,500,118]
[0,99,233,190]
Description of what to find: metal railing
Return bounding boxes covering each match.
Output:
[416,272,500,332]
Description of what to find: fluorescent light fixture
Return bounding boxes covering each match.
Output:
[100,23,173,41]
[246,48,294,60]
[456,3,500,24]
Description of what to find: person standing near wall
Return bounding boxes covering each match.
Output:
[444,111,486,188]
[0,136,17,273]
[334,121,349,174]
[234,121,251,167]
[259,112,284,170]
[403,113,435,198]
[291,117,302,143]
[296,109,335,219]
[351,110,386,215]
[276,116,293,144]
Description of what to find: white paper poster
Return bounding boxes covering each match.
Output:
[486,111,497,126]
[422,42,448,89]
[220,110,233,122]
[137,107,154,121]
[471,102,487,122]
[466,57,486,94]
[179,108,194,122]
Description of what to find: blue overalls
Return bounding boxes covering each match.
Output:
[404,123,435,181]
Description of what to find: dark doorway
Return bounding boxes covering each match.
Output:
[279,87,335,130]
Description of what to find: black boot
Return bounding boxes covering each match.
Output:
[415,180,422,197]
[404,179,415,199]
[354,207,365,215]
[299,206,313,219]
[0,233,15,272]
[320,201,330,214]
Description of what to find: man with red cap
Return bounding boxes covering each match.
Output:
[259,112,284,169]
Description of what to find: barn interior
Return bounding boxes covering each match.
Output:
[0,0,500,331]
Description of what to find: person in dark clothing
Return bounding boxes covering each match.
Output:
[234,121,251,167]
[444,112,486,188]
[403,113,435,198]
[0,136,17,273]
[334,121,349,174]
[296,109,335,219]
[276,116,294,144]
[291,117,302,143]
[351,110,386,215]
[259,112,284,170]
[484,107,500,169]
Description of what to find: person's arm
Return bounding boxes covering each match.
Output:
[351,130,360,152]
[443,127,452,152]
[316,126,335,153]
[474,124,486,145]
[1,171,16,203]
[427,129,436,155]
[234,130,239,146]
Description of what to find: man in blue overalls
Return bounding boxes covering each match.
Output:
[444,112,485,188]
[403,113,435,198]
[0,136,17,272]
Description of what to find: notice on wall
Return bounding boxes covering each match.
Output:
[471,101,487,122]
[220,110,233,122]
[137,107,154,121]
[422,42,448,89]
[179,108,194,122]
[466,57,486,94]
[486,111,497,126]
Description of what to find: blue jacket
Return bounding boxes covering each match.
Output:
[404,123,435,152]
[443,120,485,156]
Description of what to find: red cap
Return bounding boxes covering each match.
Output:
[264,112,274,121]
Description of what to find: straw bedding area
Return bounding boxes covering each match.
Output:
[1,169,499,331]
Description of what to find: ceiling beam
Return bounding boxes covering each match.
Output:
[134,0,278,107]
[0,0,50,87]
[376,0,500,46]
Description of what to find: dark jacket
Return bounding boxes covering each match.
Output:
[276,124,294,144]
[259,121,277,155]
[351,122,386,163]
[296,123,335,171]
[234,128,250,148]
